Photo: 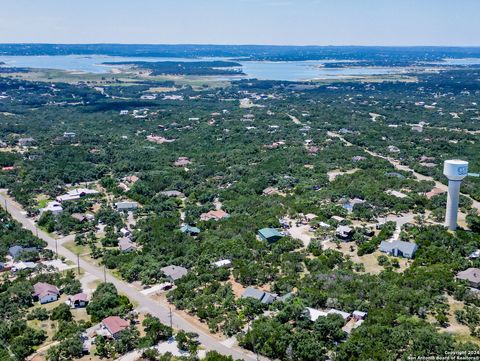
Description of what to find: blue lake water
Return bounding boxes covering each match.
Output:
[0,55,478,81]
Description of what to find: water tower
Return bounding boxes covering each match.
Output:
[443,160,469,230]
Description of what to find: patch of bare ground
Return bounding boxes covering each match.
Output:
[322,240,410,274]
[151,293,227,341]
[440,295,480,345]
[327,168,360,182]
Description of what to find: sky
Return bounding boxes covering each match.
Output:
[1,0,479,46]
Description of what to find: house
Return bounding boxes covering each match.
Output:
[160,265,188,282]
[63,132,76,139]
[469,250,480,260]
[174,157,191,167]
[71,213,87,222]
[456,268,480,288]
[352,310,367,322]
[40,201,63,215]
[327,309,351,321]
[411,124,423,133]
[101,316,130,339]
[8,245,38,260]
[305,307,351,323]
[56,188,99,202]
[115,201,138,211]
[387,145,400,153]
[33,282,60,304]
[180,225,201,236]
[213,259,232,268]
[200,210,230,221]
[263,187,281,196]
[336,225,354,241]
[379,240,418,259]
[342,198,365,213]
[12,261,37,272]
[69,293,89,308]
[257,228,283,243]
[18,137,34,147]
[241,287,277,304]
[426,187,446,199]
[305,307,328,322]
[160,190,185,198]
[331,215,345,223]
[118,238,136,253]
[120,228,131,237]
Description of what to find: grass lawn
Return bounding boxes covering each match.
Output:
[64,240,90,256]
[36,197,51,209]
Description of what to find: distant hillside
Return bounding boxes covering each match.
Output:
[2,44,480,65]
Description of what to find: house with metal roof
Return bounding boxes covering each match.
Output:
[257,228,283,243]
[115,201,138,211]
[379,240,418,259]
[180,225,201,236]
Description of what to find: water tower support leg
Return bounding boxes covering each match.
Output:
[445,180,462,231]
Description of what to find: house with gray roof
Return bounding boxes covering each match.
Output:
[379,240,418,259]
[241,287,278,304]
[456,268,480,289]
[115,201,138,211]
[8,245,38,260]
[160,265,188,282]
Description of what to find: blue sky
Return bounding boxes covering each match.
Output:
[1,0,479,45]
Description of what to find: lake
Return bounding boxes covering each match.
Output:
[0,55,477,81]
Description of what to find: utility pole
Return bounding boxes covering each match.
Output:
[55,239,58,258]
[77,253,80,275]
[169,307,173,330]
[103,265,107,283]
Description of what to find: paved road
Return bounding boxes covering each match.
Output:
[0,190,264,361]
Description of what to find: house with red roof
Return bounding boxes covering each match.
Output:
[101,316,130,339]
[200,210,230,221]
[68,292,89,308]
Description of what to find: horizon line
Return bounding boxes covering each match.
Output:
[1,42,480,48]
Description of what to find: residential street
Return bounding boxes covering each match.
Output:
[0,190,265,361]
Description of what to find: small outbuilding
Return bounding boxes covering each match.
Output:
[69,293,89,308]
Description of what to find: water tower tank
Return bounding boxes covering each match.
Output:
[443,160,469,180]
